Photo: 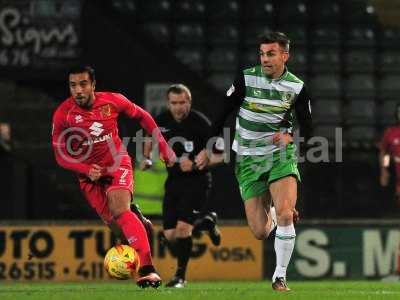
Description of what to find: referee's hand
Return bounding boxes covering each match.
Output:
[179,158,194,172]
[139,159,153,171]
[194,149,209,170]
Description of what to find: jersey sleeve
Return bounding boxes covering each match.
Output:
[51,108,91,175]
[112,93,175,163]
[209,72,245,138]
[111,93,138,118]
[294,85,313,143]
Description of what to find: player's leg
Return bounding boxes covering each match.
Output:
[164,179,195,288]
[165,221,192,288]
[107,162,160,288]
[192,175,221,246]
[130,201,154,251]
[192,211,221,245]
[269,176,297,292]
[161,180,188,287]
[107,188,160,288]
[244,192,276,240]
[236,154,276,239]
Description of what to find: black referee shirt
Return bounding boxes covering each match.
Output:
[156,109,211,178]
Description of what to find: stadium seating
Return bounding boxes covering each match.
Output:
[207,23,240,46]
[344,49,375,73]
[344,99,376,126]
[310,25,341,47]
[380,26,400,48]
[310,48,340,73]
[378,99,399,126]
[345,125,377,149]
[174,0,206,20]
[378,74,400,98]
[312,100,342,125]
[175,23,205,45]
[309,0,341,24]
[243,0,276,22]
[309,74,341,98]
[207,48,238,72]
[287,47,307,73]
[207,0,241,20]
[174,47,205,73]
[276,0,308,25]
[344,73,376,98]
[379,50,400,73]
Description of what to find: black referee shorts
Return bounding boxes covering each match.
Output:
[162,175,208,230]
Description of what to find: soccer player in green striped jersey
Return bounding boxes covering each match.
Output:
[209,32,313,291]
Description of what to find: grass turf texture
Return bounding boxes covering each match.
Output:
[1,281,400,300]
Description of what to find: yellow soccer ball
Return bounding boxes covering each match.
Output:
[104,245,140,280]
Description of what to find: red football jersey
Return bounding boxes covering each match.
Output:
[52,92,171,176]
[381,126,400,162]
[382,126,400,189]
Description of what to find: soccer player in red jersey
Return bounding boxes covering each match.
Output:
[52,66,176,288]
[380,103,400,209]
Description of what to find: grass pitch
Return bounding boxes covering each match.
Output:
[1,281,400,300]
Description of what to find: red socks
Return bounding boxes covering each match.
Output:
[115,210,153,267]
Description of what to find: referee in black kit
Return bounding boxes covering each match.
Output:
[141,84,221,288]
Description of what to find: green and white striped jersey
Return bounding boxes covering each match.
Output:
[217,65,312,156]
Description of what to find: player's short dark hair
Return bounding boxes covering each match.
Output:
[166,84,192,101]
[68,65,96,82]
[259,31,290,52]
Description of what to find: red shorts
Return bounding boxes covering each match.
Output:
[79,160,134,225]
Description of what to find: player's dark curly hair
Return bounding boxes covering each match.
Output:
[68,65,96,83]
[259,31,290,52]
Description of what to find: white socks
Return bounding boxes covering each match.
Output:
[273,224,296,281]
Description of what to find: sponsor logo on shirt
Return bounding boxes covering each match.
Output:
[89,122,104,136]
[82,133,113,146]
[253,89,262,97]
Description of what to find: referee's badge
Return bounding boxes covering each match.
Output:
[184,141,194,152]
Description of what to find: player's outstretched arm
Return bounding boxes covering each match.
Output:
[114,93,176,166]
[210,73,245,138]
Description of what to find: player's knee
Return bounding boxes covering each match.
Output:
[107,193,130,217]
[250,226,268,240]
[253,231,267,240]
[112,207,129,218]
[175,223,191,238]
[276,209,293,224]
[163,230,175,241]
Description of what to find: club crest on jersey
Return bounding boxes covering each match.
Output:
[100,104,112,117]
[184,141,194,152]
[281,92,295,109]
